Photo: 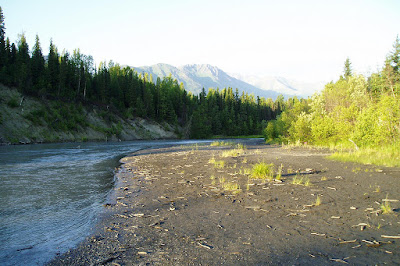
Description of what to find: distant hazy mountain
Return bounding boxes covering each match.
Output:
[134,63,281,99]
[133,63,323,99]
[230,73,325,97]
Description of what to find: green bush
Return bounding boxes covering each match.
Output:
[7,98,19,108]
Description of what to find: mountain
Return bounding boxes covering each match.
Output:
[133,64,282,99]
[229,73,325,97]
[133,63,324,99]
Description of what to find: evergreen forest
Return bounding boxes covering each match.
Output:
[0,7,280,139]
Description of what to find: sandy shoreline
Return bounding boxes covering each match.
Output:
[49,140,400,265]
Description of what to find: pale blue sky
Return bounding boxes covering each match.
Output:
[1,0,399,83]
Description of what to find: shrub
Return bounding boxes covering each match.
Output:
[7,98,19,108]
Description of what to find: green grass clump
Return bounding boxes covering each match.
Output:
[212,135,263,139]
[239,167,251,175]
[210,141,235,147]
[209,157,225,168]
[221,148,244,158]
[218,176,242,194]
[236,143,246,150]
[215,160,225,168]
[292,174,303,185]
[251,162,275,180]
[329,144,400,167]
[276,164,283,180]
[210,175,216,185]
[222,182,242,194]
[208,157,216,164]
[220,143,246,157]
[381,202,393,214]
[381,195,394,214]
[291,174,311,186]
[314,196,321,206]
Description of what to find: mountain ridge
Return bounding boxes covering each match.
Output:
[133,63,282,99]
[133,63,323,99]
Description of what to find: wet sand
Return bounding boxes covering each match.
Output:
[49,140,400,265]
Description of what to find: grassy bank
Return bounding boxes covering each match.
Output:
[0,85,179,144]
[279,140,400,168]
[329,144,400,167]
[212,135,263,139]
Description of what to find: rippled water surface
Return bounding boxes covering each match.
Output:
[0,140,205,265]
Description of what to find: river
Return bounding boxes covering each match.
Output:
[0,140,209,265]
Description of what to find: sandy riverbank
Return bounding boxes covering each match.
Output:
[49,140,400,265]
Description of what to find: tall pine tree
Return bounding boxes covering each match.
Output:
[31,34,45,94]
[0,7,7,83]
[343,57,352,79]
[47,39,60,96]
[16,33,31,94]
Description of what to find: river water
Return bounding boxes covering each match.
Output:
[0,140,208,265]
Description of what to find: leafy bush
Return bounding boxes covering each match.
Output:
[24,108,46,126]
[7,98,19,108]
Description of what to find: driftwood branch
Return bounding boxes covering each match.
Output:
[381,235,400,239]
[19,96,25,106]
[348,139,359,151]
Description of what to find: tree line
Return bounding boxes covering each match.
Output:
[264,36,400,148]
[0,7,280,138]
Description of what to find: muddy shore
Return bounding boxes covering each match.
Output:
[49,139,400,265]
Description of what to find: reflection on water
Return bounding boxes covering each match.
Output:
[0,140,208,265]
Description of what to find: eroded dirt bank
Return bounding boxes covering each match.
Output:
[49,140,400,265]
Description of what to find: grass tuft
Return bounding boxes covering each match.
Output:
[221,149,244,157]
[275,164,283,180]
[251,162,275,180]
[381,195,394,214]
[292,174,311,186]
[314,195,321,206]
[222,182,242,194]
[208,156,225,168]
[210,141,235,147]
[221,143,246,158]
[292,174,303,185]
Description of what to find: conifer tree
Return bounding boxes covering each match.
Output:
[47,39,60,96]
[344,57,352,79]
[16,33,31,94]
[389,36,400,81]
[0,7,6,71]
[31,34,45,94]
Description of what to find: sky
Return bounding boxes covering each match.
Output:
[1,0,400,84]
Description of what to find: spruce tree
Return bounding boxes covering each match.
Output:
[389,36,400,79]
[0,7,6,71]
[47,39,60,96]
[16,33,31,94]
[31,35,45,95]
[344,57,352,79]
